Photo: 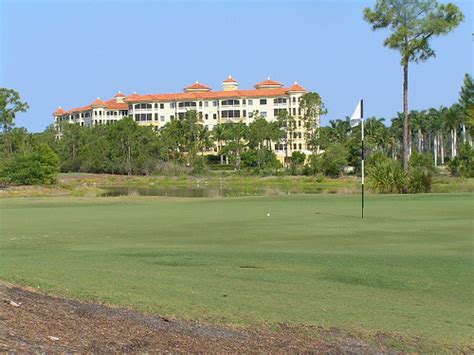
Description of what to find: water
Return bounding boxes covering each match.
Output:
[100,186,325,198]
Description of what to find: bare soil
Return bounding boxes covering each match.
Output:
[0,282,397,353]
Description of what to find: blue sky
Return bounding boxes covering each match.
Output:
[1,0,472,132]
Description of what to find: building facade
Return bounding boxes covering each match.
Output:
[53,77,318,159]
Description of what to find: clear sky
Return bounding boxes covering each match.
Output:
[1,0,472,132]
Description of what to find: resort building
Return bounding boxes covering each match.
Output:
[53,76,317,159]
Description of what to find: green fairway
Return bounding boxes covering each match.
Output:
[0,194,473,350]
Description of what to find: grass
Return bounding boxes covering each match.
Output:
[0,193,473,350]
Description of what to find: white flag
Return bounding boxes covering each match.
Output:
[350,100,363,128]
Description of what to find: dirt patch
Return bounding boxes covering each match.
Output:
[0,282,396,353]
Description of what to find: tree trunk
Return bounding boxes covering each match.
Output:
[451,130,455,159]
[402,61,409,173]
[440,130,445,164]
[433,135,437,166]
[453,127,457,157]
[462,122,466,144]
[418,129,422,152]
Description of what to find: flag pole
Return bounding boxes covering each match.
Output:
[361,99,364,219]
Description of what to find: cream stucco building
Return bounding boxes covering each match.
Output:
[53,76,318,160]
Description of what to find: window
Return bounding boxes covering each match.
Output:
[160,103,164,109]
[170,115,175,120]
[135,114,140,122]
[293,143,297,149]
[299,143,302,150]
[178,101,197,108]
[178,112,186,119]
[274,97,287,104]
[221,110,240,118]
[298,108,302,115]
[274,108,287,116]
[199,101,203,107]
[292,97,296,103]
[243,99,246,105]
[298,132,302,138]
[248,111,254,118]
[129,105,133,110]
[154,113,158,120]
[154,103,158,108]
[204,101,208,107]
[261,111,267,117]
[213,113,217,120]
[213,100,218,107]
[99,111,102,116]
[221,99,240,106]
[293,108,296,115]
[136,103,152,110]
[205,114,209,120]
[114,111,117,116]
[170,102,176,109]
[298,120,302,127]
[160,115,165,122]
[248,99,253,105]
[260,99,267,105]
[243,110,246,118]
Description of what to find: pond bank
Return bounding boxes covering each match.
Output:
[0,173,472,198]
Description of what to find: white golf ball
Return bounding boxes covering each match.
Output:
[267,213,271,217]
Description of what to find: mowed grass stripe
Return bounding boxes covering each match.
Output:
[0,194,472,349]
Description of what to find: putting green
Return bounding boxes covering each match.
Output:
[0,193,472,349]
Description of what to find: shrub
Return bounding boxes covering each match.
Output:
[241,148,280,170]
[367,159,406,193]
[1,143,60,185]
[409,151,435,172]
[407,152,434,193]
[320,143,348,177]
[407,167,432,193]
[190,155,208,175]
[290,151,306,175]
[448,143,474,177]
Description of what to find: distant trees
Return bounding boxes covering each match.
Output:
[2,73,473,186]
[364,0,464,172]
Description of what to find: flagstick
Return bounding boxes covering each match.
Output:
[361,100,364,219]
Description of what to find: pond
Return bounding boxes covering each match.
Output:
[100,185,326,198]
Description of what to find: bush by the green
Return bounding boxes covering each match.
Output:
[1,143,60,185]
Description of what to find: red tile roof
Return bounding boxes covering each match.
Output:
[114,92,126,98]
[91,98,106,107]
[126,88,291,102]
[54,81,307,115]
[126,92,141,100]
[104,99,129,110]
[223,75,237,83]
[184,81,212,91]
[54,107,65,115]
[254,78,283,88]
[287,82,307,92]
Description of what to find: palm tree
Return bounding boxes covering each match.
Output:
[212,124,226,165]
[445,104,464,159]
[427,108,443,166]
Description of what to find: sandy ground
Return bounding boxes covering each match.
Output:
[0,282,396,353]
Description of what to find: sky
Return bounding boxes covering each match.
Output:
[1,0,472,132]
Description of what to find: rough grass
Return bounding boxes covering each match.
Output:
[0,193,473,351]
